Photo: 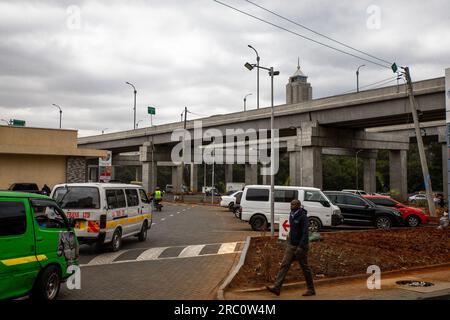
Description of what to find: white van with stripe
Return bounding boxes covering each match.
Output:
[51,183,152,251]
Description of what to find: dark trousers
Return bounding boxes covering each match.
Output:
[273,244,315,291]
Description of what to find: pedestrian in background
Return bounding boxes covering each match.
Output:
[266,199,316,297]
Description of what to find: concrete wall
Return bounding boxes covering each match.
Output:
[66,157,87,183]
[0,154,67,189]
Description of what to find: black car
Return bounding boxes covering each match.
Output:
[323,191,404,229]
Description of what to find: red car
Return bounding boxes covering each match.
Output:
[364,195,429,227]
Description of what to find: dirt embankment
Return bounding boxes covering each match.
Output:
[229,228,450,290]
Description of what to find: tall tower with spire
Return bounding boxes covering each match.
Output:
[286,58,312,104]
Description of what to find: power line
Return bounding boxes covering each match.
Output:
[341,76,399,94]
[244,0,393,66]
[213,0,392,69]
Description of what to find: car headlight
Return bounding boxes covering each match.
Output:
[333,209,341,215]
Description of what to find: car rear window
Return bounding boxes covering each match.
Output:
[245,188,269,202]
[53,187,100,209]
[12,184,39,191]
[0,202,27,236]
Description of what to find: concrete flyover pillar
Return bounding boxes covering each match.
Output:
[225,164,233,184]
[139,142,156,193]
[389,150,407,201]
[301,146,322,189]
[172,165,183,193]
[363,158,377,194]
[190,163,198,192]
[245,164,258,185]
[443,142,448,200]
[262,166,270,185]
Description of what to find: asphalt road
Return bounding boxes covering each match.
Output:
[59,203,256,300]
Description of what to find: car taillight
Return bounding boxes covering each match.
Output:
[99,214,107,229]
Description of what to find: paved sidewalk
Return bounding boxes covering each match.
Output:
[225,266,450,300]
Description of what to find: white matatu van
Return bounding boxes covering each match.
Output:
[51,183,152,251]
[240,185,343,232]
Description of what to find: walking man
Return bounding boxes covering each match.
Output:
[266,199,316,297]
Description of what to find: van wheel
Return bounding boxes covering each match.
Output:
[31,265,61,301]
[250,215,268,231]
[375,216,392,229]
[138,222,148,242]
[308,217,322,233]
[110,229,122,252]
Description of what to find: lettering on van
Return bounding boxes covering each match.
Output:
[111,209,127,219]
[66,211,91,219]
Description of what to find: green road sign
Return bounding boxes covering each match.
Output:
[11,119,25,126]
[147,106,156,115]
[391,63,398,73]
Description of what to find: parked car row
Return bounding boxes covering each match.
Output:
[223,185,430,232]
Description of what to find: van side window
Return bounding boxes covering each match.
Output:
[125,189,139,207]
[106,189,119,209]
[32,204,67,229]
[0,202,26,236]
[304,190,326,203]
[116,190,127,208]
[274,190,298,203]
[139,189,150,204]
[246,188,269,201]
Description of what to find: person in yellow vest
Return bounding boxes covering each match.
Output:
[152,187,163,208]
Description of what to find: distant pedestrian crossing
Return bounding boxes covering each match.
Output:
[80,241,243,267]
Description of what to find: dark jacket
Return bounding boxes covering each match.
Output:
[288,207,309,248]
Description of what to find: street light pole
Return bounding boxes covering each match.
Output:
[356,65,365,93]
[248,45,260,109]
[125,82,137,130]
[52,104,62,128]
[136,120,143,128]
[244,60,279,236]
[243,93,252,111]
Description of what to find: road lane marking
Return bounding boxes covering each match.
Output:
[218,242,238,254]
[178,245,205,258]
[170,214,174,217]
[136,247,168,261]
[161,218,166,221]
[86,251,128,266]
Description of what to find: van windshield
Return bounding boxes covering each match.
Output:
[53,187,100,209]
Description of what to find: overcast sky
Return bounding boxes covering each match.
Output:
[0,0,449,137]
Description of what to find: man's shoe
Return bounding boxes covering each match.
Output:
[266,286,280,296]
[302,290,316,297]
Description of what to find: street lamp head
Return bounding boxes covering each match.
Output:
[271,70,280,76]
[244,62,254,71]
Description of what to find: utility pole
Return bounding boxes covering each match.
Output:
[403,67,436,217]
[212,149,215,205]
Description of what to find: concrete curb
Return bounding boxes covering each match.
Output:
[217,236,251,300]
[232,261,450,294]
